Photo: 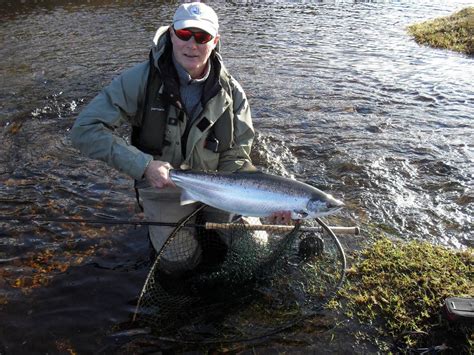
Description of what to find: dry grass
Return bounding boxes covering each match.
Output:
[334,236,473,352]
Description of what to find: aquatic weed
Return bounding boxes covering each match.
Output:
[407,7,474,55]
[337,236,473,350]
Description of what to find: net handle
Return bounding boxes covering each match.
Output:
[204,222,359,235]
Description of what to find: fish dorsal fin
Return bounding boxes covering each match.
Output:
[234,170,264,175]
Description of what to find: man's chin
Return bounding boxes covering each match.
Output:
[184,57,202,65]
[184,61,203,71]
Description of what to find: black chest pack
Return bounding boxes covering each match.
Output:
[131,51,233,158]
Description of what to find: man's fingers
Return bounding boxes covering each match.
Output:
[144,160,175,189]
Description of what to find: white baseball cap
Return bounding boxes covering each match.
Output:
[173,2,219,37]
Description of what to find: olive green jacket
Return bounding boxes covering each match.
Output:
[70,26,254,181]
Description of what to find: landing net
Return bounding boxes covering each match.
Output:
[133,205,346,343]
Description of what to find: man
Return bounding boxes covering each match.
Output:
[71,2,292,274]
[71,2,255,272]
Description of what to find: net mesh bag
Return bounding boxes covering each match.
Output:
[133,204,346,343]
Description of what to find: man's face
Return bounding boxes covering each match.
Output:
[170,27,219,79]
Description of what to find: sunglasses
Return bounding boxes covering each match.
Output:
[173,27,214,44]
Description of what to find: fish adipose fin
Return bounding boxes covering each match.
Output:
[180,190,198,205]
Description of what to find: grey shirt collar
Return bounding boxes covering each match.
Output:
[172,54,211,85]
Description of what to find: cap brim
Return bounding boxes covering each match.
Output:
[173,20,217,37]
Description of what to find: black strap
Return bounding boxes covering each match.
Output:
[131,50,170,156]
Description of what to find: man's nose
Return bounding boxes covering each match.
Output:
[186,37,199,48]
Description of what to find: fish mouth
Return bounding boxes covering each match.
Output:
[326,195,345,209]
[330,206,344,213]
[307,196,344,216]
[328,198,344,209]
[323,198,344,216]
[316,206,344,218]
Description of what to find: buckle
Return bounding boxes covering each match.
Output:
[204,136,219,153]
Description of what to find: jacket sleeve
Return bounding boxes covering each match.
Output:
[217,78,256,172]
[70,62,153,180]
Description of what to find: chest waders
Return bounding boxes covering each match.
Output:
[132,51,234,158]
[131,50,235,210]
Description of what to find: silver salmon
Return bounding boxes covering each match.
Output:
[169,170,344,219]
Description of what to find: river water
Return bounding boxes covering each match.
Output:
[1,0,473,353]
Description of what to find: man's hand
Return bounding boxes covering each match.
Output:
[144,160,175,189]
[269,210,293,225]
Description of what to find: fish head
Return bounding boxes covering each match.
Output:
[306,194,344,218]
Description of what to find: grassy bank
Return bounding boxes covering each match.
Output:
[407,7,474,55]
[332,236,473,353]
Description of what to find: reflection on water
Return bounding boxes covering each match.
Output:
[0,0,473,352]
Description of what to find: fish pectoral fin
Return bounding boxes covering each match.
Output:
[180,191,198,206]
[292,210,308,219]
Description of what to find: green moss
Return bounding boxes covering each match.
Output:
[407,7,474,55]
[337,236,473,349]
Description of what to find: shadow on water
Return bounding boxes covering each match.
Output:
[1,229,150,353]
[1,0,473,353]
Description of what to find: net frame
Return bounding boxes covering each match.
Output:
[132,204,347,343]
